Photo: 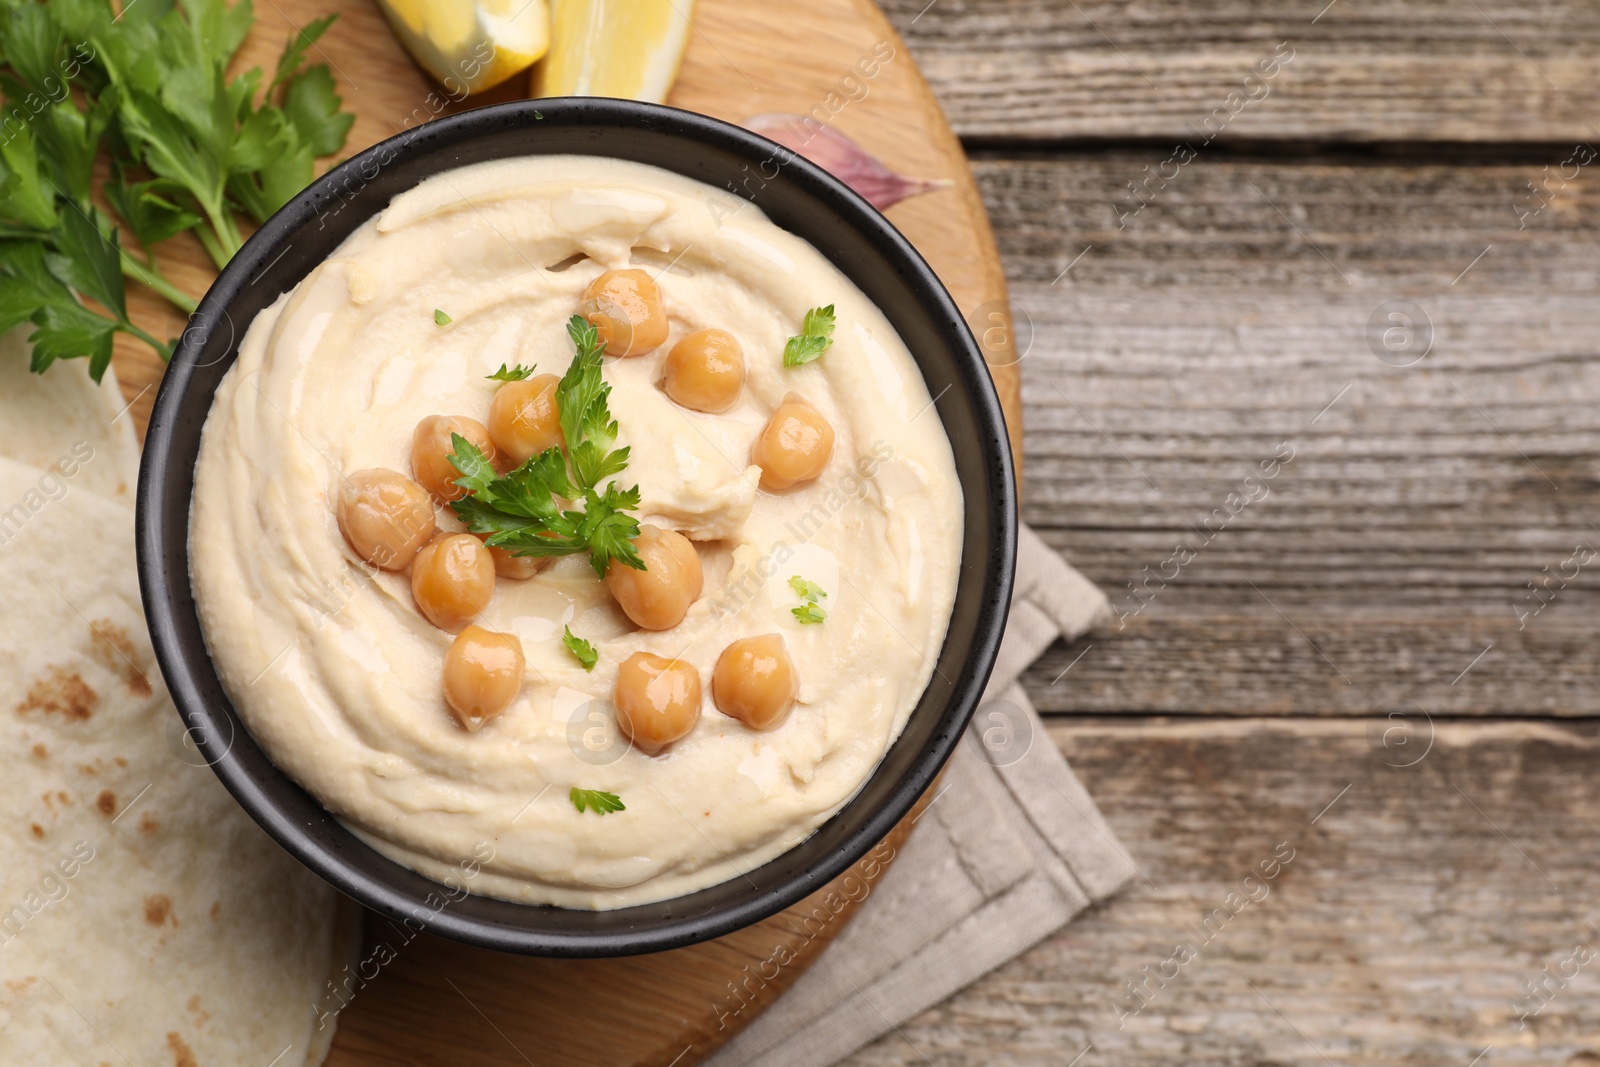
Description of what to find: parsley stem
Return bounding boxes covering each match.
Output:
[192,220,236,273]
[205,209,246,269]
[119,321,172,362]
[119,250,198,316]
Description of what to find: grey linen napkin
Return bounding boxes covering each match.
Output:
[705,526,1137,1067]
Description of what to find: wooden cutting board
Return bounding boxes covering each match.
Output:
[109,1,1021,1064]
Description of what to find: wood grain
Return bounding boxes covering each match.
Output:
[100,1,1018,1064]
[946,155,1600,716]
[823,4,1600,1066]
[840,718,1600,1066]
[882,0,1600,145]
[834,137,1600,1063]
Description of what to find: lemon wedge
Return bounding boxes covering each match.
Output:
[533,0,694,103]
[378,0,550,96]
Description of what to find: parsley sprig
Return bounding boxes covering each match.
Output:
[570,787,624,815]
[449,316,645,579]
[782,305,836,367]
[555,316,632,490]
[0,0,354,378]
[487,362,534,381]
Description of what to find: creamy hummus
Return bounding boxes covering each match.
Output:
[190,155,963,909]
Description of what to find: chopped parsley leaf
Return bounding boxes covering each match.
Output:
[570,787,624,815]
[562,626,598,670]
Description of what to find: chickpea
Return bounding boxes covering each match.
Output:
[613,651,701,755]
[475,534,546,580]
[337,469,437,571]
[411,533,496,631]
[663,328,744,413]
[713,634,798,731]
[751,395,835,490]
[603,525,702,630]
[412,414,497,502]
[488,373,563,466]
[581,268,669,357]
[442,625,525,731]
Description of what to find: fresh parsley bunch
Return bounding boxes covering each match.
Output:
[0,0,354,378]
[449,316,647,579]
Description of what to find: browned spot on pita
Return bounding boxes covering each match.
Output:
[95,790,116,817]
[144,894,172,926]
[4,976,37,994]
[209,901,220,921]
[187,995,201,1012]
[56,791,69,804]
[88,620,153,698]
[137,813,159,835]
[16,667,97,721]
[114,757,126,767]
[30,743,46,759]
[79,763,98,776]
[165,1031,198,1067]
[29,823,43,839]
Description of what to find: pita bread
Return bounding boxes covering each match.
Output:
[0,452,350,1065]
[0,331,140,503]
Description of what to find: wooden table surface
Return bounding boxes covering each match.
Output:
[841,1,1600,1065]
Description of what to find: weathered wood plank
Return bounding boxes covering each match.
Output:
[960,157,1600,715]
[844,718,1600,1066]
[883,0,1600,144]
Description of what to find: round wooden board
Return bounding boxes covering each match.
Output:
[109,1,1020,1064]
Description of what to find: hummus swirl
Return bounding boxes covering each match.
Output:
[190,156,963,908]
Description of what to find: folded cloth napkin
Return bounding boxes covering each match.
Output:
[705,525,1137,1067]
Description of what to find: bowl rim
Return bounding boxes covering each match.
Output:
[136,97,1016,956]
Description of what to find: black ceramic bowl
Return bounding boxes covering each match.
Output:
[136,98,1015,957]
